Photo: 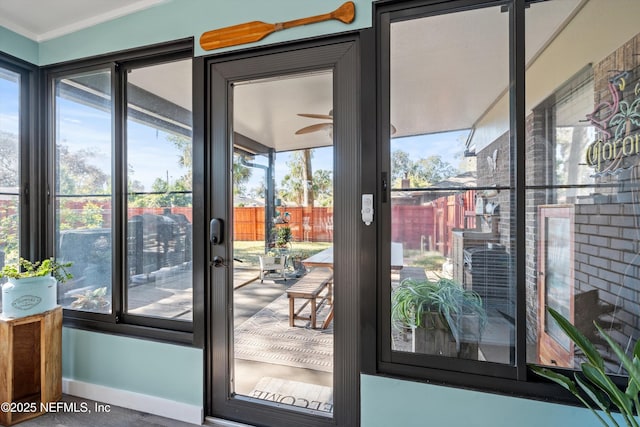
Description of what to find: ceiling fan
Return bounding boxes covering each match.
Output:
[295,110,397,135]
[295,112,334,135]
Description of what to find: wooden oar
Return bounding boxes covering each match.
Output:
[200,2,355,51]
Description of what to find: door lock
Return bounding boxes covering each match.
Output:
[210,218,224,245]
[361,194,374,225]
[212,256,226,268]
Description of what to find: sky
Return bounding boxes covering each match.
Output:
[391,129,470,171]
[0,72,20,136]
[3,72,470,197]
[56,96,189,192]
[0,72,20,195]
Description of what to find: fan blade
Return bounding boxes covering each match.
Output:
[297,113,333,120]
[295,123,333,135]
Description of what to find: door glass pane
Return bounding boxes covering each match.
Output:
[0,67,21,314]
[389,6,515,364]
[526,0,640,374]
[54,70,113,313]
[544,215,571,351]
[125,59,193,321]
[232,70,334,415]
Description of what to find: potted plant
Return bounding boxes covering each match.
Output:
[0,257,73,318]
[275,226,292,249]
[71,286,110,312]
[531,307,640,427]
[392,277,487,358]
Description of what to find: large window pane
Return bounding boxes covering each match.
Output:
[389,6,514,364]
[126,59,193,321]
[55,70,113,313]
[0,67,20,274]
[526,0,640,374]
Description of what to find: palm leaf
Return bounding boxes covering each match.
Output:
[575,374,621,427]
[582,363,635,422]
[530,365,611,427]
[595,323,640,398]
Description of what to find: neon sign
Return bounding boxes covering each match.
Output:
[585,72,640,173]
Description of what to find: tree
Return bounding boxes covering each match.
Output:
[391,150,458,188]
[413,155,458,186]
[167,134,192,170]
[312,169,333,206]
[57,145,109,194]
[166,134,192,192]
[233,152,252,197]
[279,149,332,206]
[128,177,191,208]
[391,150,412,184]
[127,133,193,208]
[0,131,19,187]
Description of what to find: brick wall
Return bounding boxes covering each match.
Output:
[525,31,640,363]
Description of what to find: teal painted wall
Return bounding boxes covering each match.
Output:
[38,0,374,65]
[0,25,38,64]
[62,328,202,406]
[361,375,628,427]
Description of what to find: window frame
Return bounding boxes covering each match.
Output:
[0,53,38,266]
[43,39,204,346]
[367,0,623,405]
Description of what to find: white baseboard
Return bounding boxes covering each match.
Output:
[62,378,203,425]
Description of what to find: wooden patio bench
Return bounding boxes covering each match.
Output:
[285,268,333,329]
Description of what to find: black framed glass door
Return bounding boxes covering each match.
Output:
[205,36,362,427]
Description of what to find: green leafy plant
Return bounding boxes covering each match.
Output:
[531,307,640,427]
[275,226,292,248]
[0,257,73,283]
[391,277,486,332]
[71,286,109,311]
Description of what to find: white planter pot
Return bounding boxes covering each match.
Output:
[1,276,57,319]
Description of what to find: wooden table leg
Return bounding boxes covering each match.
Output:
[310,298,317,329]
[322,306,334,329]
[289,297,295,327]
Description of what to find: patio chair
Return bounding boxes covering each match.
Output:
[258,255,288,283]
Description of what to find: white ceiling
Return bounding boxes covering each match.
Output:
[390,0,583,140]
[0,0,165,41]
[0,0,584,152]
[233,71,334,153]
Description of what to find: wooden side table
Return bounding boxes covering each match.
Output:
[0,306,62,426]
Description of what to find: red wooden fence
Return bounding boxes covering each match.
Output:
[391,190,476,255]
[234,206,334,243]
[35,189,476,256]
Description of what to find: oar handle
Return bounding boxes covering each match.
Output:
[278,12,332,30]
[277,2,355,31]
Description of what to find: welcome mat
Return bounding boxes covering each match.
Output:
[234,294,333,372]
[250,376,333,414]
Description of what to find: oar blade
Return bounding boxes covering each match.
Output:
[200,21,276,51]
[332,1,355,24]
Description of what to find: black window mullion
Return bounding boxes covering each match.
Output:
[0,55,38,263]
[510,0,528,381]
[112,62,125,322]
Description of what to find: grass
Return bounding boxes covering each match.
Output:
[233,240,332,267]
[413,251,446,271]
[401,249,447,272]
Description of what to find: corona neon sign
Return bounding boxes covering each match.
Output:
[585,71,640,173]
